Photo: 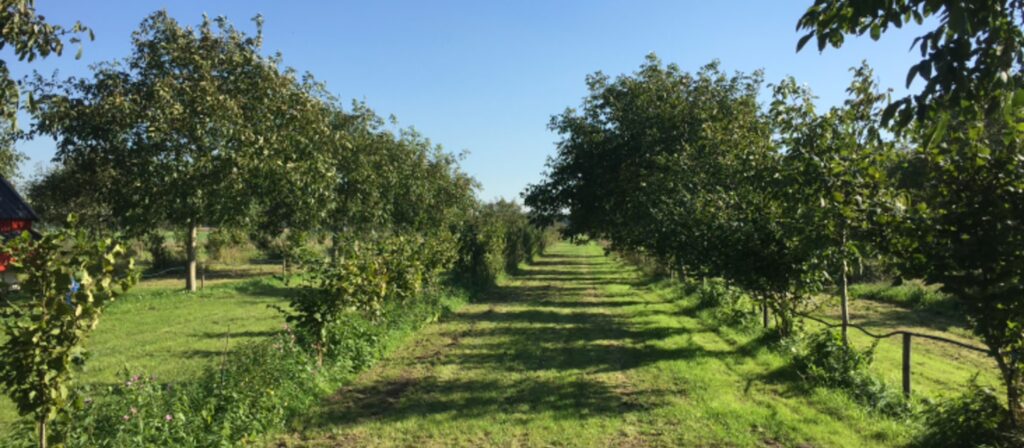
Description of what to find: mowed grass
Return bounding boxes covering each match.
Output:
[0,276,291,430]
[277,242,994,447]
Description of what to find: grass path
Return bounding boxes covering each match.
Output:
[280,242,921,447]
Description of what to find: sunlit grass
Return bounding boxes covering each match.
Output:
[0,277,291,429]
[282,242,996,446]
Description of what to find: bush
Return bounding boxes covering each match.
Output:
[915,379,1018,448]
[693,278,757,326]
[792,329,910,417]
[145,232,183,270]
[205,227,252,263]
[285,232,457,362]
[455,200,544,286]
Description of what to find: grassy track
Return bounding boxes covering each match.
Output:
[280,242,997,447]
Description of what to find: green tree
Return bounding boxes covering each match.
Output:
[0,217,137,448]
[797,0,1024,126]
[30,12,334,291]
[798,0,1024,430]
[772,65,902,344]
[0,0,91,179]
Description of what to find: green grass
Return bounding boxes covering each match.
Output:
[0,277,291,430]
[849,279,958,316]
[275,242,997,447]
[0,242,1000,445]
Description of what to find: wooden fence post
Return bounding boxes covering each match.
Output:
[201,264,206,290]
[902,333,912,398]
[762,304,770,329]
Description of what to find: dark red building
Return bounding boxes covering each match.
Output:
[0,177,39,272]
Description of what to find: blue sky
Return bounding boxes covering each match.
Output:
[5,1,929,201]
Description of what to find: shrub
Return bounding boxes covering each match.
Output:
[145,232,183,270]
[693,278,757,326]
[915,379,1018,448]
[204,228,252,264]
[792,329,910,416]
[284,232,456,363]
[455,200,544,286]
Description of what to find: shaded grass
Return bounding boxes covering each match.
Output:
[278,242,983,447]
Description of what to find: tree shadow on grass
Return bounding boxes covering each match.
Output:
[310,374,662,430]
[307,247,785,432]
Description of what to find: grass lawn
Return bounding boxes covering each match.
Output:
[0,276,292,431]
[275,242,997,447]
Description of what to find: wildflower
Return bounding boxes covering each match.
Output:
[130,406,138,415]
[84,398,93,405]
[131,375,141,383]
[164,414,173,422]
[122,415,130,422]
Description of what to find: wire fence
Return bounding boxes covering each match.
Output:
[796,311,990,397]
[140,259,286,282]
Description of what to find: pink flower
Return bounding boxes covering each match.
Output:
[164,414,173,422]
[131,375,141,383]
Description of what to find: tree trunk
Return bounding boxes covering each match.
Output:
[185,221,198,292]
[998,356,1024,431]
[840,255,850,346]
[38,418,45,448]
[331,230,342,263]
[839,229,851,346]
[762,302,770,329]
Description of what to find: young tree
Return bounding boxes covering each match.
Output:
[773,65,902,344]
[0,217,137,448]
[798,0,1024,431]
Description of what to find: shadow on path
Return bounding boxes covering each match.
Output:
[306,244,774,432]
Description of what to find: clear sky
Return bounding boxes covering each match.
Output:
[5,1,929,201]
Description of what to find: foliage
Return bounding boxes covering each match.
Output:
[24,163,112,228]
[797,0,1024,431]
[455,199,543,286]
[792,329,910,416]
[0,0,91,178]
[203,227,251,263]
[916,378,1015,448]
[797,0,1024,127]
[282,232,458,363]
[692,278,757,327]
[524,55,818,335]
[143,232,182,271]
[28,11,340,291]
[0,217,137,445]
[771,63,904,342]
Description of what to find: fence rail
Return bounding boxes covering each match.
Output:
[140,259,287,287]
[797,312,990,397]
